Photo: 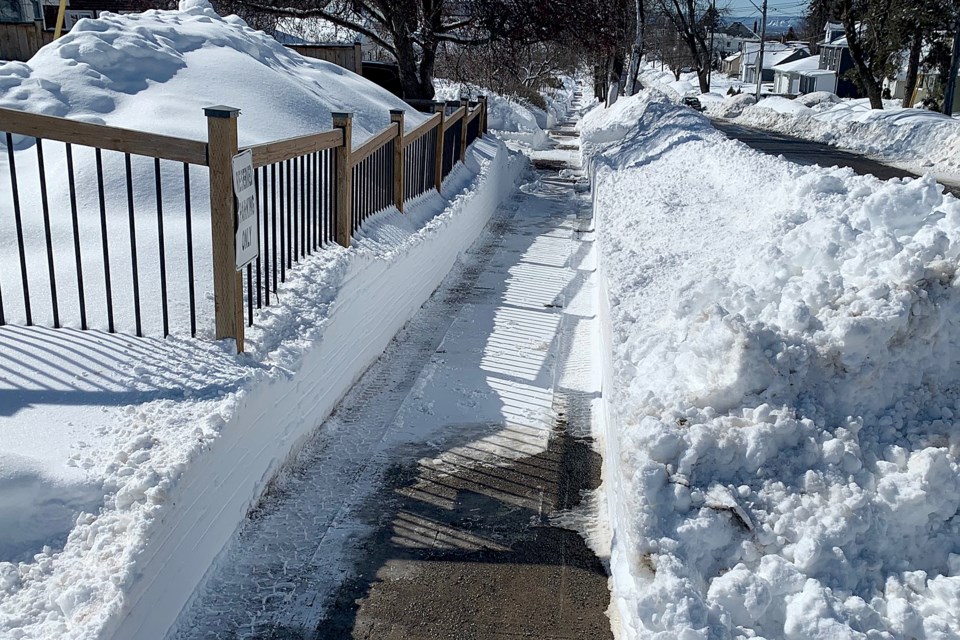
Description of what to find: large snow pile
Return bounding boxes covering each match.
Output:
[635,63,744,112]
[0,4,522,639]
[0,0,424,144]
[722,95,960,180]
[583,91,960,638]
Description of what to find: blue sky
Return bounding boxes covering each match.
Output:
[719,0,809,18]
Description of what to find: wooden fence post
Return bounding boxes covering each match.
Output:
[332,112,353,248]
[459,98,469,162]
[204,105,244,353]
[353,41,363,74]
[478,95,488,135]
[432,101,445,193]
[390,109,405,212]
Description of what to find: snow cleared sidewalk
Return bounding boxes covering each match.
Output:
[0,5,533,634]
[584,90,960,639]
[170,94,613,640]
[0,137,522,640]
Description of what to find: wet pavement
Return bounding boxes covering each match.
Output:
[711,119,960,197]
[171,95,613,640]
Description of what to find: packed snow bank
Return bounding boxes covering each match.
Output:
[716,94,960,181]
[583,90,960,639]
[0,4,525,639]
[434,77,577,149]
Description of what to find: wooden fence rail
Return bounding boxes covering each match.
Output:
[0,96,487,352]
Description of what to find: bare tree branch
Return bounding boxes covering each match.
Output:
[238,0,398,53]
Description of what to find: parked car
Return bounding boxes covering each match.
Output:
[682,95,704,112]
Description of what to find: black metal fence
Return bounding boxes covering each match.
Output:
[441,118,463,181]
[1,98,485,344]
[1,132,206,337]
[403,126,438,203]
[243,148,337,327]
[351,138,395,231]
[466,112,482,149]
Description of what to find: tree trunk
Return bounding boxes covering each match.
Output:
[594,64,607,102]
[697,67,709,93]
[607,53,625,106]
[625,0,646,96]
[902,27,922,108]
[394,33,427,99]
[417,39,438,100]
[840,0,884,109]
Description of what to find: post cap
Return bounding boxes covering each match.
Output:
[390,109,405,117]
[204,105,241,118]
[331,111,353,122]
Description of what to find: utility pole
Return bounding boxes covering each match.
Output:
[943,12,960,116]
[708,0,716,89]
[755,0,768,100]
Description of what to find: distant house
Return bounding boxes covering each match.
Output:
[822,22,845,46]
[725,21,758,39]
[709,22,760,60]
[742,46,809,84]
[772,55,821,94]
[817,23,859,98]
[913,67,960,113]
[797,69,837,94]
[721,51,743,77]
[738,42,793,81]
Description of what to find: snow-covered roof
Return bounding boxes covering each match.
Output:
[742,41,791,55]
[724,51,743,62]
[823,36,849,47]
[762,49,807,69]
[773,55,820,74]
[797,68,836,78]
[745,48,808,71]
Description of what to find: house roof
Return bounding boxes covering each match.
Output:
[773,55,820,74]
[723,21,758,38]
[797,69,836,78]
[823,36,848,47]
[742,41,791,55]
[724,51,743,62]
[751,49,808,70]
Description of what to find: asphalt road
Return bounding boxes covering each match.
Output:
[711,119,960,198]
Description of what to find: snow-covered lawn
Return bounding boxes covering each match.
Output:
[584,90,960,639]
[0,4,527,639]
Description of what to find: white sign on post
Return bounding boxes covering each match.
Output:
[232,149,259,270]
